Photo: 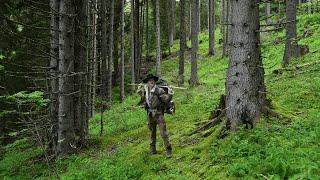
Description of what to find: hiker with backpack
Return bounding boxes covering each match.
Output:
[137,74,175,158]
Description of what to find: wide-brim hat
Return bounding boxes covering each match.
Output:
[142,74,159,83]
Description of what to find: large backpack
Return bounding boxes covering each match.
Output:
[156,79,175,115]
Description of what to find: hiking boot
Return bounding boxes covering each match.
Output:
[165,147,172,158]
[150,146,157,155]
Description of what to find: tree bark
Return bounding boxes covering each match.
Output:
[49,0,60,153]
[169,0,176,51]
[130,0,135,94]
[145,0,150,58]
[120,0,125,102]
[189,0,199,86]
[226,0,266,131]
[199,0,201,32]
[134,0,140,80]
[74,0,89,143]
[283,0,300,67]
[265,2,272,25]
[57,0,76,155]
[208,0,215,55]
[222,0,229,57]
[101,0,107,100]
[155,0,162,77]
[91,0,98,116]
[178,0,186,86]
[107,0,114,102]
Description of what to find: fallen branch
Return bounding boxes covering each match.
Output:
[189,109,226,136]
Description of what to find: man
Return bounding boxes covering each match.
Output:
[138,74,172,158]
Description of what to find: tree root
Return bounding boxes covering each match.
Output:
[189,94,226,136]
[189,110,226,136]
[189,94,290,137]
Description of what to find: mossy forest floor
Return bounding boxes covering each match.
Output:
[1,13,320,179]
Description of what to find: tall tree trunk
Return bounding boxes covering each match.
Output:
[155,0,161,77]
[87,1,92,120]
[178,0,186,86]
[198,0,201,32]
[113,0,121,86]
[74,0,88,143]
[221,0,226,56]
[91,0,98,116]
[169,0,176,51]
[57,0,75,155]
[226,0,265,131]
[101,0,107,100]
[208,0,215,55]
[120,0,125,102]
[49,0,60,152]
[283,0,300,67]
[189,1,192,40]
[130,0,135,94]
[265,2,272,25]
[172,0,176,41]
[189,0,199,86]
[140,0,145,65]
[107,0,114,102]
[145,0,149,58]
[222,0,229,57]
[226,0,231,56]
[168,0,172,54]
[134,0,140,81]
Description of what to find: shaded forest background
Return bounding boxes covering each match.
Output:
[0,0,320,179]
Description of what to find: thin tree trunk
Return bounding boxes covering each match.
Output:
[168,0,172,54]
[189,0,199,86]
[107,0,114,102]
[178,0,186,86]
[199,0,201,32]
[226,0,231,55]
[283,0,300,67]
[120,0,125,102]
[222,0,229,57]
[155,0,161,77]
[169,0,176,51]
[74,0,88,143]
[172,0,176,41]
[130,0,135,94]
[134,0,140,81]
[113,1,121,86]
[145,0,149,58]
[221,0,226,56]
[140,0,145,64]
[101,0,107,100]
[91,0,98,116]
[189,1,192,40]
[87,1,92,120]
[208,0,215,55]
[57,0,75,155]
[265,2,272,25]
[49,0,59,153]
[226,0,265,131]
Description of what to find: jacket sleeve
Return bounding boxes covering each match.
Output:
[137,85,146,106]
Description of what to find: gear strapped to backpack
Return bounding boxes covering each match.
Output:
[156,79,176,115]
[137,79,176,115]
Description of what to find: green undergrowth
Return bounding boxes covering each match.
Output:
[1,13,320,179]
